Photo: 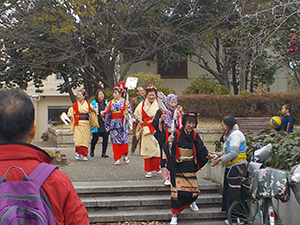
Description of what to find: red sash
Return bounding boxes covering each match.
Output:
[103,99,127,122]
[72,101,92,125]
[141,100,155,133]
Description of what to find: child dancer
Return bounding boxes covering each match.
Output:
[101,81,131,165]
[152,94,183,185]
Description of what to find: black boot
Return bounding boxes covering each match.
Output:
[101,151,109,158]
[90,149,94,157]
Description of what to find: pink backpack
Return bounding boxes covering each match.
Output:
[0,163,57,225]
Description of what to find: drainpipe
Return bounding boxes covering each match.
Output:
[31,94,40,143]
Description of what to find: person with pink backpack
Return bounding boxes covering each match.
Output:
[0,88,89,225]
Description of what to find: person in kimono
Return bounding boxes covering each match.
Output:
[101,81,131,165]
[152,94,183,186]
[68,89,98,161]
[164,112,210,225]
[134,85,161,178]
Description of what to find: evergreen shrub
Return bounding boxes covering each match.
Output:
[179,92,300,123]
[183,79,230,95]
[215,129,300,170]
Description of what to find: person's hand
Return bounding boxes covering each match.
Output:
[100,111,104,116]
[207,152,218,159]
[211,157,222,167]
[160,113,166,121]
[168,134,175,143]
[177,105,183,114]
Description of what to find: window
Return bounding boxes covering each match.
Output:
[48,106,69,124]
[157,59,187,78]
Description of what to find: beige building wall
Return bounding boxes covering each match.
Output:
[32,96,72,142]
[269,66,288,92]
[26,74,73,142]
[126,56,288,95]
[126,55,214,95]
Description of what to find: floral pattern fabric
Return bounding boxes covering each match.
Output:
[250,168,290,202]
[104,98,131,144]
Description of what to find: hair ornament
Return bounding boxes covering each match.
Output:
[146,85,157,90]
[114,81,127,93]
[186,112,197,117]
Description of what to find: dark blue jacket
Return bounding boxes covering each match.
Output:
[279,115,295,132]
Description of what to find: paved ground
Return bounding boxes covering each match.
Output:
[33,138,215,183]
[33,140,224,225]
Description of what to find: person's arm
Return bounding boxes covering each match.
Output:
[44,171,89,225]
[220,132,241,164]
[279,116,287,131]
[164,131,177,187]
[62,175,90,225]
[152,109,162,131]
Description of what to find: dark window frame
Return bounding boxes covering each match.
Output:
[48,106,69,124]
[157,59,188,79]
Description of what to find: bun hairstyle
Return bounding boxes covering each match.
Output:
[78,89,88,101]
[145,85,157,96]
[182,111,198,127]
[222,116,237,131]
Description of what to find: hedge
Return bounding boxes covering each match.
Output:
[178,92,300,123]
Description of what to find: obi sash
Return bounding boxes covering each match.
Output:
[177,148,194,162]
[103,99,127,124]
[79,113,89,120]
[111,111,125,123]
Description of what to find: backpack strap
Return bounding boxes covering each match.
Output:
[28,163,58,186]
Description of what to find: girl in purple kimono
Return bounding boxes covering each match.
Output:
[102,81,131,165]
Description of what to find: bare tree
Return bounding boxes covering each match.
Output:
[0,0,204,100]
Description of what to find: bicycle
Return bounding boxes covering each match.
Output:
[227,144,289,225]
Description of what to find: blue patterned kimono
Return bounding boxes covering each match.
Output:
[104,98,131,144]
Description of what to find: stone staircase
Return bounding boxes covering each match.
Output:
[73,178,226,224]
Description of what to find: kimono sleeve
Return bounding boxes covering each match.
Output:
[152,109,162,132]
[195,134,209,168]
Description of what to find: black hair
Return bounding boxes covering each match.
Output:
[0,88,35,142]
[78,89,88,101]
[222,116,237,131]
[182,111,198,128]
[284,103,292,113]
[145,87,157,96]
[95,89,106,102]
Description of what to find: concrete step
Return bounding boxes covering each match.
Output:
[73,179,221,197]
[88,208,226,223]
[81,193,222,210]
[73,179,226,224]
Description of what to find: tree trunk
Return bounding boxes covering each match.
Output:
[62,74,76,103]
[240,61,246,92]
[232,62,238,95]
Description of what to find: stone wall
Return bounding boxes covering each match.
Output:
[48,126,222,147]
[195,127,222,144]
[48,126,74,147]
